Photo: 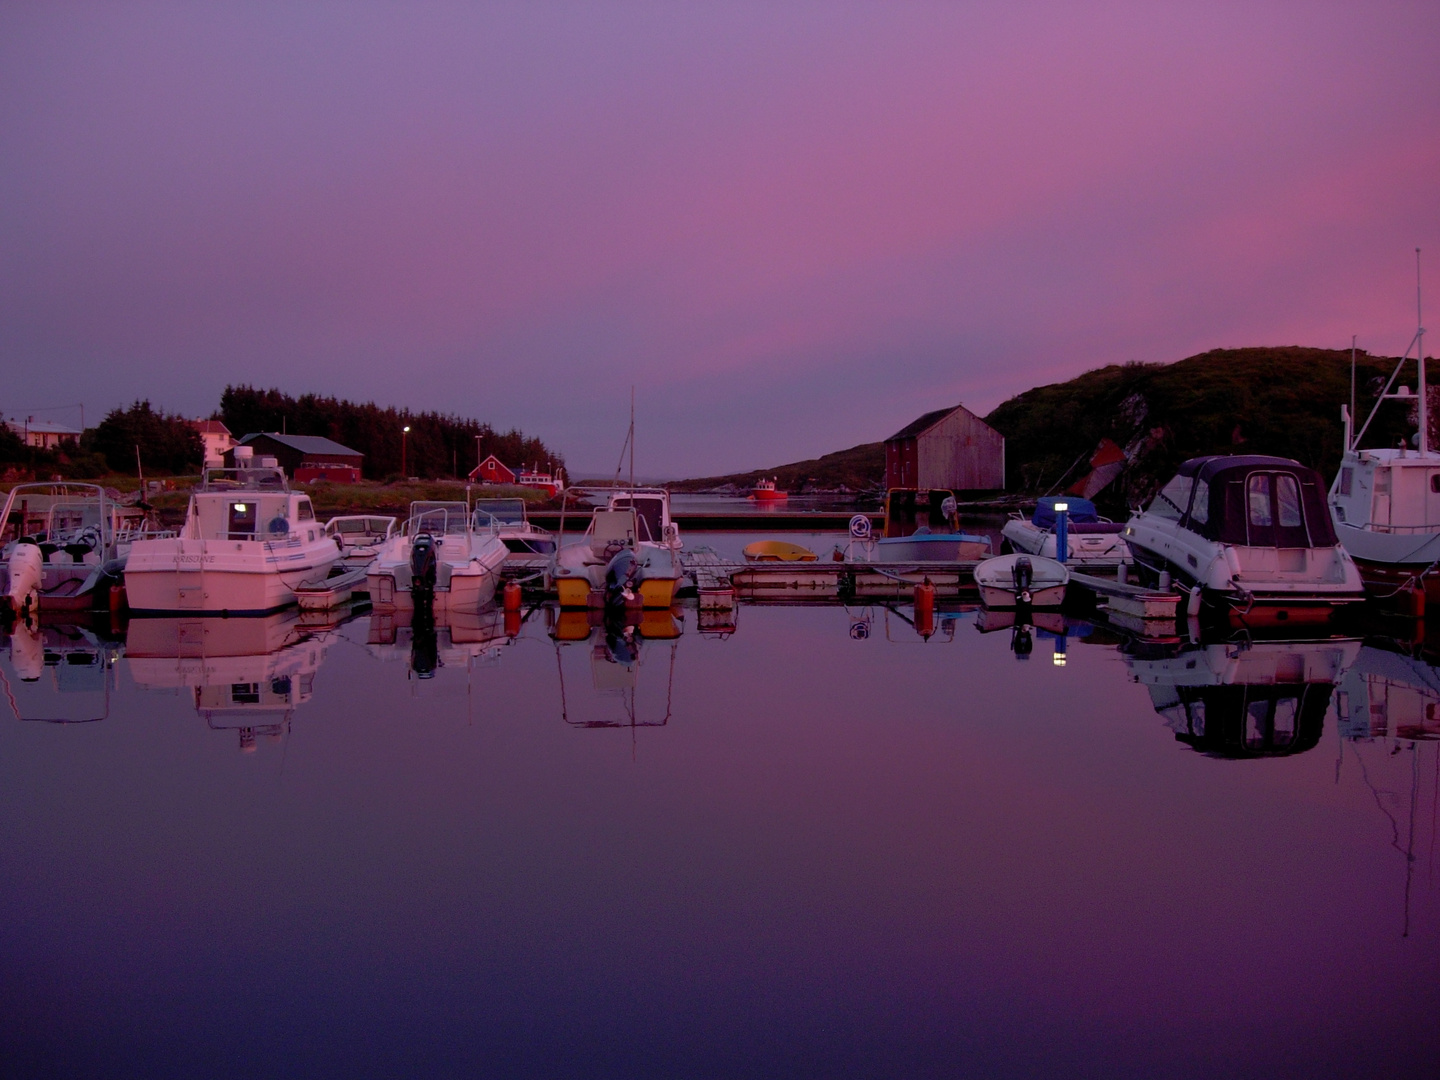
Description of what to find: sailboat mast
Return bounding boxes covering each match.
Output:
[629,385,635,489]
[1418,248,1427,456]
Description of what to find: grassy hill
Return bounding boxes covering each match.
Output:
[674,346,1420,507]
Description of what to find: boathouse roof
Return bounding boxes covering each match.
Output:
[886,407,960,443]
[237,432,362,458]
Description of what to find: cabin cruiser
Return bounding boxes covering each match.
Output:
[1002,496,1131,567]
[551,489,684,608]
[1,482,159,614]
[124,468,339,615]
[366,501,508,613]
[1123,456,1365,617]
[1125,635,1361,758]
[1328,300,1440,601]
[471,498,556,565]
[323,515,397,568]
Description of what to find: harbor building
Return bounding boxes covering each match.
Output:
[5,418,82,450]
[189,419,235,469]
[224,432,364,482]
[884,405,1005,491]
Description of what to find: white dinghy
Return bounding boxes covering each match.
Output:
[974,553,1070,609]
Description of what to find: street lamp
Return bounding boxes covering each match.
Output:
[402,425,411,477]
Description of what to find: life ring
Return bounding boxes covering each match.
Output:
[267,516,290,535]
[849,514,872,540]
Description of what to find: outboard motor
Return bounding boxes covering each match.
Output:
[410,533,438,596]
[1011,556,1034,607]
[604,548,641,608]
[410,602,439,679]
[2,539,43,622]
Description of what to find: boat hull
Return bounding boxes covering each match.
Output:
[124,538,339,615]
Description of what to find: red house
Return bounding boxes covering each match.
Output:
[468,454,516,485]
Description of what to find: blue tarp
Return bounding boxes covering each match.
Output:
[1032,496,1099,527]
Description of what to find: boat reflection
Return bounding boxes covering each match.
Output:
[552,607,681,729]
[1334,642,1440,937]
[1126,636,1361,758]
[126,612,336,751]
[0,620,120,723]
[367,604,517,682]
[975,605,1074,662]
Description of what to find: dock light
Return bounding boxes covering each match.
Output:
[1053,502,1069,563]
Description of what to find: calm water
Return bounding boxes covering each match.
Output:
[2,564,1438,1076]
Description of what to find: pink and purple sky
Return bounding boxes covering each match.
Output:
[2,3,1437,476]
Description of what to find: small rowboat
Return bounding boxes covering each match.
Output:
[974,553,1069,609]
[295,564,371,611]
[743,540,818,562]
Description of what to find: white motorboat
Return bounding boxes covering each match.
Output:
[0,482,159,614]
[1002,496,1131,567]
[323,515,397,568]
[1122,455,1365,618]
[552,488,683,609]
[124,467,340,615]
[1328,272,1440,603]
[471,498,556,566]
[973,553,1069,608]
[366,501,508,613]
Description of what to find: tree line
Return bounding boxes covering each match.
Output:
[0,389,562,481]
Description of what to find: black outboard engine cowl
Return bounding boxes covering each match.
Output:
[410,533,439,594]
[1011,556,1034,606]
[604,548,641,607]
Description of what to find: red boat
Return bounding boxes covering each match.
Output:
[749,478,787,501]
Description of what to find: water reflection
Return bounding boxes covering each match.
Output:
[1126,636,1361,758]
[553,607,681,729]
[4,597,1440,1076]
[126,612,336,750]
[0,620,119,723]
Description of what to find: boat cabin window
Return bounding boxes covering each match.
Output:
[1247,475,1272,526]
[1431,473,1440,494]
[228,501,257,538]
[1338,467,1353,496]
[1275,475,1302,527]
[1150,475,1193,521]
[1188,479,1209,526]
[296,498,315,522]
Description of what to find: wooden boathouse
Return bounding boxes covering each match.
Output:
[884,405,1005,491]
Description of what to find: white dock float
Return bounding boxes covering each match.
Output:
[1068,570,1183,637]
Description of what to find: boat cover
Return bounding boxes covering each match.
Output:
[1032,497,1100,527]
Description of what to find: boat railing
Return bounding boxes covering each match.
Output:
[1351,521,1440,535]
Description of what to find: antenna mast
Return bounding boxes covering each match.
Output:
[629,385,635,490]
[1418,248,1427,456]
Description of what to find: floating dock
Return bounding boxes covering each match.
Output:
[1068,570,1183,639]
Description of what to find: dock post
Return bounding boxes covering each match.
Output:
[1053,502,1068,563]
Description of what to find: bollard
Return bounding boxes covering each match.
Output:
[914,577,935,640]
[503,580,521,611]
[1053,502,1069,563]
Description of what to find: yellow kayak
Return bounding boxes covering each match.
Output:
[743,540,818,563]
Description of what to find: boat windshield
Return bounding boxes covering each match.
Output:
[473,499,527,528]
[408,502,469,535]
[610,496,664,543]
